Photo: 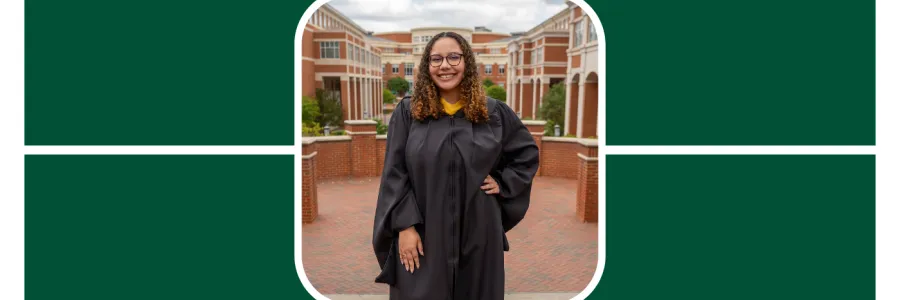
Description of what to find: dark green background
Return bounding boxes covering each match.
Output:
[25,0,305,145]
[25,155,875,299]
[25,155,310,299]
[24,0,876,299]
[24,0,874,145]
[598,0,874,145]
[599,155,874,299]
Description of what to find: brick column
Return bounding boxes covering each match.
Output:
[301,145,319,224]
[522,120,546,176]
[575,139,599,223]
[345,120,378,177]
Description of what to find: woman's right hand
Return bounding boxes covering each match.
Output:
[398,226,424,273]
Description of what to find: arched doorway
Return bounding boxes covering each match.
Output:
[567,73,580,136]
[582,72,599,138]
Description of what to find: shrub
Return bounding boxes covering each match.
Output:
[485,85,506,103]
[301,96,321,126]
[374,118,388,135]
[315,88,344,128]
[482,78,495,88]
[301,122,323,137]
[387,77,410,96]
[538,83,566,135]
[383,88,396,104]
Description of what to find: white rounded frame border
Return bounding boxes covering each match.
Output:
[293,0,606,299]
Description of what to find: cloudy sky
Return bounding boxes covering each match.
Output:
[325,0,569,34]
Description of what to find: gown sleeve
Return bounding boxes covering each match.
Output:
[372,98,422,285]
[490,100,540,233]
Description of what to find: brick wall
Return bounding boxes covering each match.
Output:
[523,120,546,176]
[575,153,598,223]
[300,124,600,224]
[302,152,318,224]
[312,138,351,180]
[540,138,599,179]
[346,120,378,177]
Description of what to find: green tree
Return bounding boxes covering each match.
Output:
[301,122,323,137]
[485,85,506,103]
[482,78,495,88]
[538,83,566,135]
[383,88,396,104]
[387,77,410,96]
[374,118,388,135]
[301,96,321,126]
[315,88,344,128]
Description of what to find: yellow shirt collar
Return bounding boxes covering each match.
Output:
[441,97,465,115]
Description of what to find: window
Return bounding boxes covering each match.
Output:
[392,64,399,73]
[319,41,340,59]
[405,63,413,76]
[498,83,504,88]
[499,65,505,74]
[536,48,543,64]
[518,51,523,65]
[589,21,598,42]
[485,65,492,75]
[530,50,536,65]
[490,48,500,54]
[574,20,584,46]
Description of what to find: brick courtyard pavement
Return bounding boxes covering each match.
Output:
[301,176,598,295]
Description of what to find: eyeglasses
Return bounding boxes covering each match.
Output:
[429,53,463,67]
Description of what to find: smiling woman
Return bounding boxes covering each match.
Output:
[372,31,541,300]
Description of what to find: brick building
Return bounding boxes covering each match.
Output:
[372,27,512,96]
[302,2,599,135]
[301,4,386,123]
[507,2,600,138]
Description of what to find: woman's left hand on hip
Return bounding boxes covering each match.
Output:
[481,175,500,195]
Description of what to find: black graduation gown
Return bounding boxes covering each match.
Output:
[372,96,540,300]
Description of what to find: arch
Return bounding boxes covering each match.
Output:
[566,73,581,136]
[581,72,600,138]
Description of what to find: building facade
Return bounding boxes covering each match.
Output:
[507,2,600,138]
[302,2,599,136]
[373,27,511,96]
[302,4,385,123]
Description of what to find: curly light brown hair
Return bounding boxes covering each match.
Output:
[410,31,489,124]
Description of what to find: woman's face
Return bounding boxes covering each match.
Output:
[428,37,466,93]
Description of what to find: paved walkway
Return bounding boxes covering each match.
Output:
[302,176,597,295]
[323,293,579,300]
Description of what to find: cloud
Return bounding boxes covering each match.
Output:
[325,0,568,33]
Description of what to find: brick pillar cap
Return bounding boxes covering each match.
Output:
[542,136,599,147]
[344,120,378,125]
[577,153,599,161]
[522,120,547,126]
[303,136,352,143]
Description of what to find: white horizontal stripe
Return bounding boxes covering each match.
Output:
[604,146,877,155]
[23,146,296,155]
